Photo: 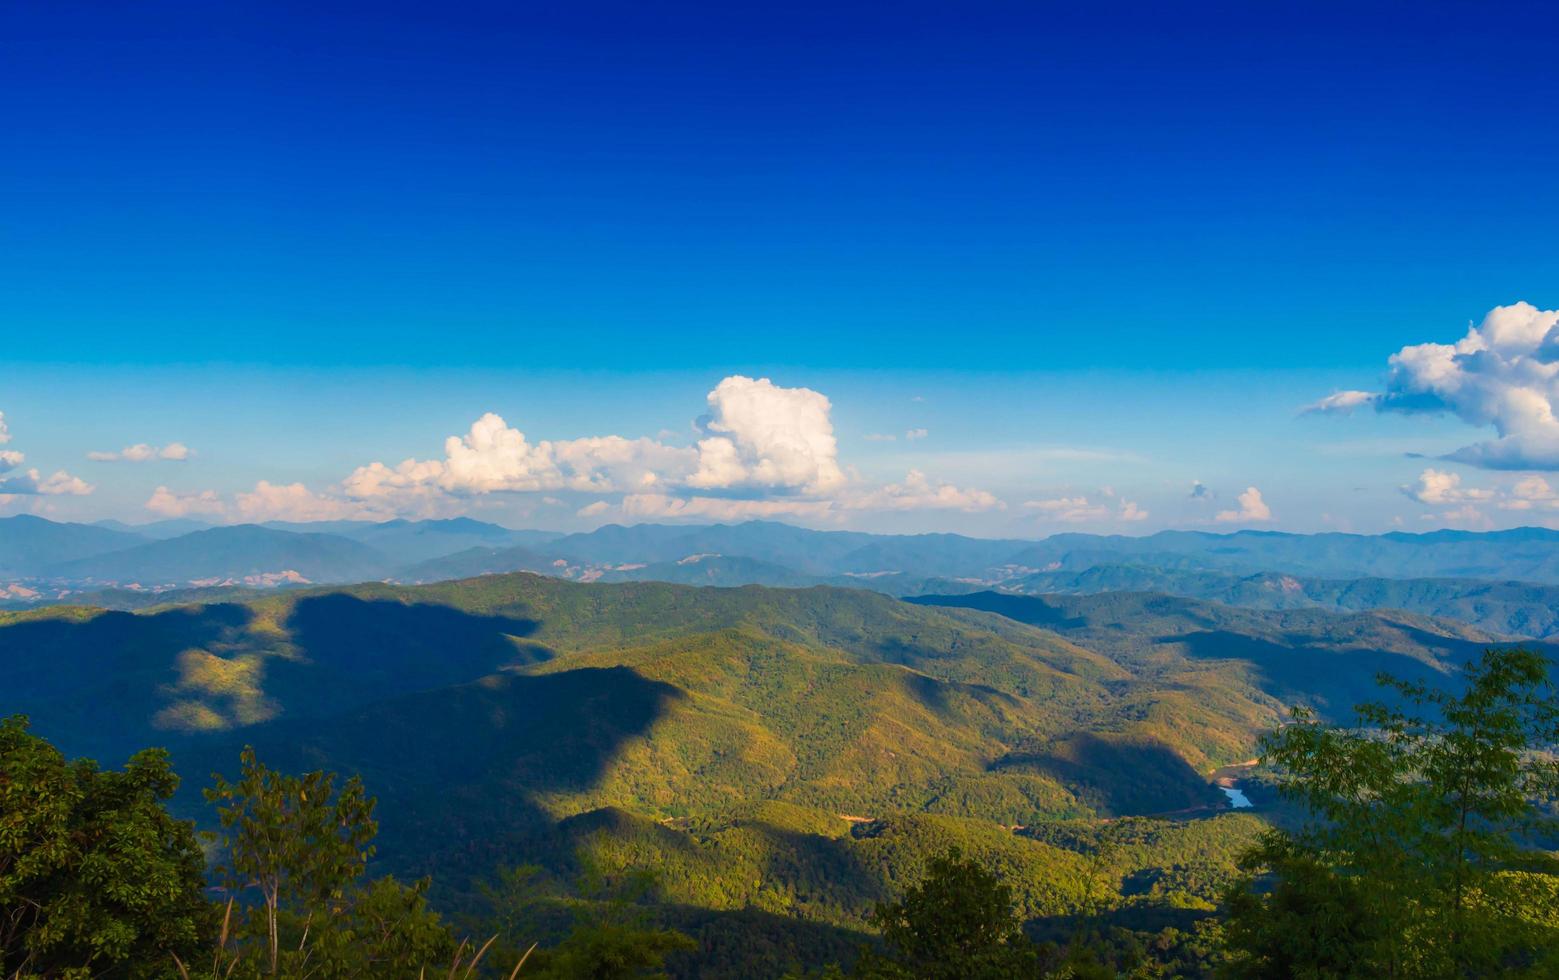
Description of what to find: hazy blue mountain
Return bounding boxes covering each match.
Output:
[261,517,562,565]
[396,543,556,582]
[41,525,394,586]
[91,518,212,540]
[544,521,879,572]
[0,515,146,575]
[1005,528,1559,582]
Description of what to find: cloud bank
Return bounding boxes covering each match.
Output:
[144,376,1001,524]
[0,411,93,498]
[1311,302,1559,470]
[1216,486,1271,523]
[89,442,192,462]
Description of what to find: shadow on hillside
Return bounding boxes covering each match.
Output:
[1169,628,1461,717]
[993,733,1218,817]
[179,665,682,873]
[268,594,551,717]
[0,603,257,761]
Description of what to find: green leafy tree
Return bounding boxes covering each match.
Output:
[855,848,1041,980]
[1223,647,1559,978]
[0,715,212,978]
[202,748,461,978]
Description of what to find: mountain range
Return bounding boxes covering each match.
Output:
[5,520,1557,976]
[9,516,1559,641]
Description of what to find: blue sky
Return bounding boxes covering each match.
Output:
[3,2,1557,534]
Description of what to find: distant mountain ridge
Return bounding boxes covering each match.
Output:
[7,516,1559,636]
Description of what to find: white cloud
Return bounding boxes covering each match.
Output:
[88,442,193,462]
[617,471,1002,522]
[1426,504,1493,529]
[1303,390,1378,415]
[147,486,227,518]
[192,375,1001,525]
[1396,468,1559,518]
[863,433,897,442]
[342,413,696,505]
[1319,302,1559,469]
[905,428,928,441]
[1025,496,1108,522]
[147,481,385,522]
[1024,489,1144,524]
[232,481,377,523]
[576,500,610,517]
[1401,468,1495,504]
[621,493,837,522]
[0,469,94,496]
[1216,486,1271,523]
[843,470,1003,512]
[0,412,9,444]
[687,376,845,494]
[0,450,23,473]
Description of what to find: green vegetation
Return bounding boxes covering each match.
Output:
[5,569,1557,977]
[0,716,211,978]
[1223,646,1559,977]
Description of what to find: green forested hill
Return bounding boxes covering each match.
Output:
[0,572,1528,977]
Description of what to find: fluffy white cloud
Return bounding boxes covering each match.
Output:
[1304,390,1377,415]
[175,376,1001,525]
[1505,475,1559,510]
[146,486,227,518]
[1397,468,1559,518]
[905,428,928,441]
[1024,489,1145,523]
[147,481,385,522]
[232,481,377,523]
[339,376,980,518]
[342,413,696,504]
[1316,302,1559,469]
[0,412,9,444]
[843,470,1003,512]
[1025,496,1107,522]
[0,450,22,473]
[0,469,94,496]
[687,376,845,494]
[88,442,193,462]
[1402,468,1495,504]
[1216,486,1271,523]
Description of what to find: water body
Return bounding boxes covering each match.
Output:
[1219,784,1252,809]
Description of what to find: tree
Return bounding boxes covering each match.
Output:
[855,848,1041,980]
[0,715,212,978]
[1222,647,1559,979]
[202,747,460,978]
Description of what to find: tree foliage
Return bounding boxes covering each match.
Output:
[1222,647,1559,978]
[0,714,211,979]
[853,848,1041,979]
[201,746,460,977]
